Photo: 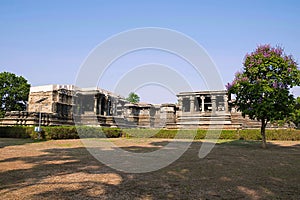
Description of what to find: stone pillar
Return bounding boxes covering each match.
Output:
[98,97,102,115]
[94,96,98,114]
[211,95,216,114]
[178,97,182,111]
[224,95,228,112]
[113,100,118,115]
[200,96,205,113]
[79,97,83,114]
[107,98,111,116]
[111,99,116,116]
[190,96,194,114]
[52,103,57,114]
[103,96,108,116]
[72,95,76,114]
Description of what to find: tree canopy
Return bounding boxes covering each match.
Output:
[0,71,30,117]
[227,45,300,148]
[126,92,140,104]
[289,96,300,127]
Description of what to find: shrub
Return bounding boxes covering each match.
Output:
[102,127,123,138]
[239,129,261,140]
[0,126,300,141]
[219,130,239,140]
[43,126,79,139]
[125,128,300,141]
[0,126,124,140]
[265,129,300,141]
[0,126,32,138]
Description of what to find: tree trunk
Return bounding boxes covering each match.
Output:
[260,119,267,149]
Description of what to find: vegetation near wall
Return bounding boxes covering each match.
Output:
[0,126,123,140]
[124,129,300,141]
[0,126,300,141]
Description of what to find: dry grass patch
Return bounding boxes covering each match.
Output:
[0,138,299,199]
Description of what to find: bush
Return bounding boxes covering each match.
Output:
[219,130,239,140]
[124,129,238,140]
[265,129,300,141]
[0,126,32,138]
[0,126,124,140]
[239,129,261,140]
[102,127,123,138]
[124,128,300,141]
[0,126,300,141]
[43,126,79,139]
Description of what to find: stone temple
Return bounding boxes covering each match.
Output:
[0,84,260,129]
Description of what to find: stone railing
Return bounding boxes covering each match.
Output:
[0,111,74,126]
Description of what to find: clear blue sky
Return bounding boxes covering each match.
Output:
[1,0,300,103]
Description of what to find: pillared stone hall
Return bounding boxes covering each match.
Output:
[0,84,261,129]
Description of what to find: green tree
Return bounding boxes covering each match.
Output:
[0,71,30,117]
[227,45,300,148]
[290,96,300,127]
[126,92,140,103]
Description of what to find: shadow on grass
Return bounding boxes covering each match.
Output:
[0,138,44,148]
[0,138,299,199]
[220,139,300,150]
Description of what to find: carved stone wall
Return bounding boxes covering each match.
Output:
[28,85,74,118]
[0,85,265,129]
[0,111,74,126]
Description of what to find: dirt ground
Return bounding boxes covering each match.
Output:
[0,138,299,200]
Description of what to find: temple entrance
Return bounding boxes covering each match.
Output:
[216,95,225,111]
[81,95,94,113]
[182,97,190,112]
[100,97,106,115]
[204,96,212,112]
[195,97,200,112]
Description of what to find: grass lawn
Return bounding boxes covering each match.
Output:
[0,138,299,199]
